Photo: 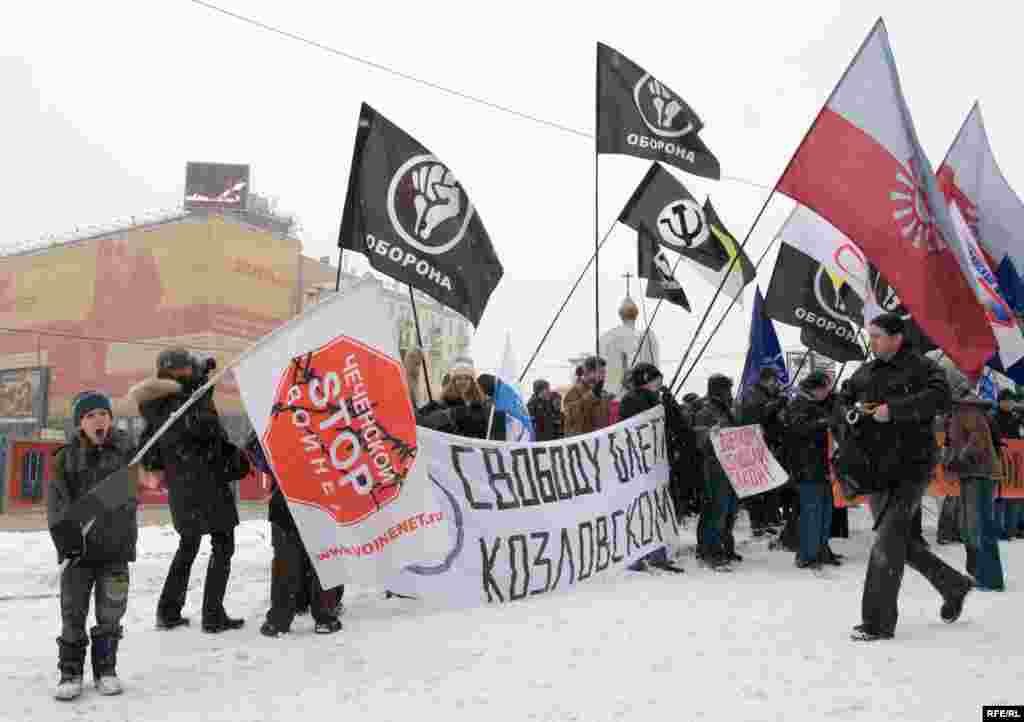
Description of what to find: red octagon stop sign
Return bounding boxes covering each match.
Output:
[262,336,417,526]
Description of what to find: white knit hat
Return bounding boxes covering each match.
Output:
[449,356,476,377]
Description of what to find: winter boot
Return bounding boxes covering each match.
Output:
[314,618,343,635]
[941,582,973,624]
[55,638,87,701]
[260,620,287,638]
[91,629,123,696]
[202,612,245,634]
[850,624,894,642]
[823,546,844,564]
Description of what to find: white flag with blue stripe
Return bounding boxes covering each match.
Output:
[494,332,534,442]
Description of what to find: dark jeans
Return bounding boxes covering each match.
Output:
[747,490,782,532]
[863,480,971,635]
[157,530,235,623]
[937,496,962,543]
[797,481,833,563]
[995,498,1024,537]
[960,477,1004,590]
[266,523,343,630]
[830,506,850,539]
[700,474,738,557]
[60,562,129,644]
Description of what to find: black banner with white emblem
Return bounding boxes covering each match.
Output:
[619,163,753,300]
[763,242,866,362]
[338,103,503,326]
[597,43,720,180]
[638,230,690,311]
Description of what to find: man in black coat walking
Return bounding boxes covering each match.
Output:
[838,314,972,641]
[130,349,250,634]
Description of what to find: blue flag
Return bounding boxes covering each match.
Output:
[997,257,1024,314]
[739,286,789,396]
[493,333,534,442]
[978,370,997,402]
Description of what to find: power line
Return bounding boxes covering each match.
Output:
[0,326,248,355]
[188,0,774,194]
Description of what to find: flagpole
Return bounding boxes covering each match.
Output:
[335,249,344,292]
[671,233,782,395]
[638,292,655,364]
[407,285,435,404]
[830,362,849,393]
[594,44,601,358]
[485,402,496,440]
[518,218,618,383]
[784,348,813,390]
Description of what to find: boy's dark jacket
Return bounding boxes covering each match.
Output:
[47,429,137,564]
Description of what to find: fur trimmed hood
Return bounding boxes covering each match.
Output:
[129,377,183,406]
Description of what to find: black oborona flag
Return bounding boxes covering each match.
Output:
[338,103,503,326]
[638,230,690,311]
[763,242,866,362]
[597,42,720,180]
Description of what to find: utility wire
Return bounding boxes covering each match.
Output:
[0,326,248,355]
[188,0,773,194]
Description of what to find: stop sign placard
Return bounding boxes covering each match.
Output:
[262,336,417,526]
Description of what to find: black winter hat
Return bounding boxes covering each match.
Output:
[533,379,550,395]
[72,390,112,427]
[582,355,606,371]
[477,373,496,398]
[870,312,905,337]
[631,363,663,388]
[157,347,192,372]
[707,374,733,394]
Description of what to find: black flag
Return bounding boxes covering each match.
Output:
[619,163,754,300]
[597,43,720,180]
[338,103,503,326]
[638,230,690,310]
[763,242,866,362]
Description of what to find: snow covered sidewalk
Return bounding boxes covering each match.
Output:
[1,505,1021,722]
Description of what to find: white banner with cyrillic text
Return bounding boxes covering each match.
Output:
[385,406,677,607]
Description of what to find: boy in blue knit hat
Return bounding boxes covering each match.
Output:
[47,390,137,701]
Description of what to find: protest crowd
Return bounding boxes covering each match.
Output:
[27,16,1024,708]
[45,305,1022,699]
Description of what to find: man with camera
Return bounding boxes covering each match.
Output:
[130,348,250,633]
[837,313,972,642]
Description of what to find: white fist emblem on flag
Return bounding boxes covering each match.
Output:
[388,154,475,256]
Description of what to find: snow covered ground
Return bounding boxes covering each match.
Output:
[1,504,1021,722]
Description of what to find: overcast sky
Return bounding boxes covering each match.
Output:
[4,0,1023,394]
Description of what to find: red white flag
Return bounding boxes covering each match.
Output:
[946,201,1024,369]
[937,103,1024,275]
[776,19,995,375]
